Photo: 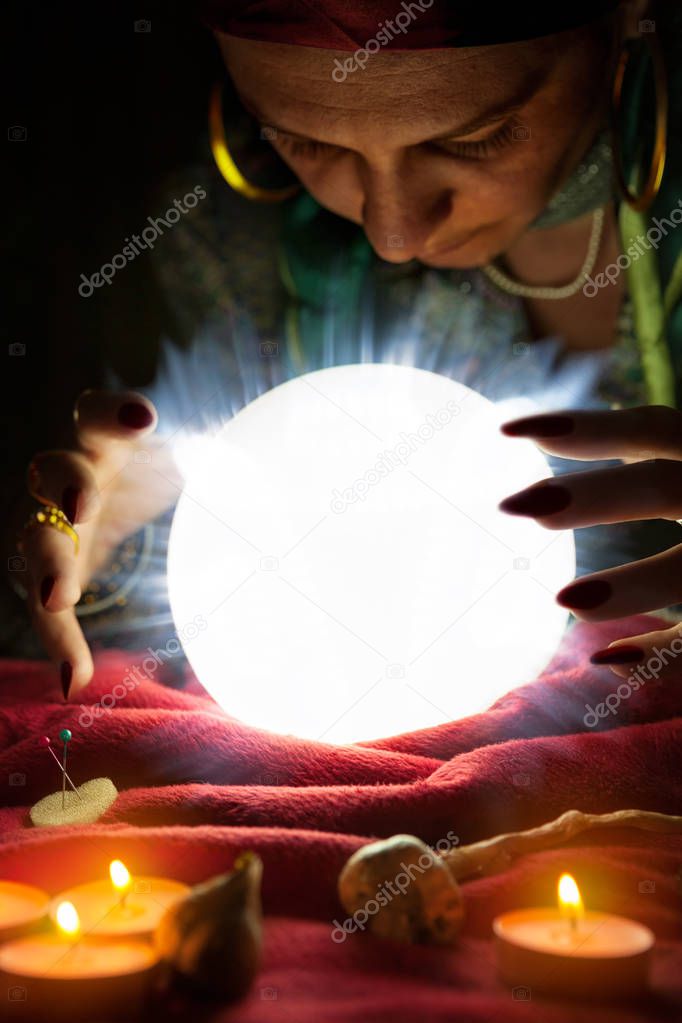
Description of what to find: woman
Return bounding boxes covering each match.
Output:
[15,0,682,699]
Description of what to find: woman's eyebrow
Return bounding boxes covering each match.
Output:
[429,67,550,140]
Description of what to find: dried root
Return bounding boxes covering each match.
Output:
[338,809,682,945]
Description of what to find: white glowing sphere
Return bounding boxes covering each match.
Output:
[168,365,574,743]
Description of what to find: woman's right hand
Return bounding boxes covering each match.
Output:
[19,389,175,700]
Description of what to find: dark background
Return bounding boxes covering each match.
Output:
[4,0,221,494]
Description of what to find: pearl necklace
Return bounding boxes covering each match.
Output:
[481,207,605,301]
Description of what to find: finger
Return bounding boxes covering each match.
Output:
[26,588,94,699]
[499,459,682,530]
[74,389,158,458]
[27,450,101,524]
[589,623,682,681]
[21,521,81,613]
[501,405,682,461]
[556,543,682,621]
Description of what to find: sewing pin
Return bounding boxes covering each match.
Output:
[39,736,82,800]
[59,729,72,810]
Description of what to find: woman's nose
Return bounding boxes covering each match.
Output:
[360,163,454,263]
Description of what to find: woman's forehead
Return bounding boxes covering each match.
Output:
[219,33,559,138]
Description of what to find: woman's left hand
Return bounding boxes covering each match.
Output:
[499,405,682,678]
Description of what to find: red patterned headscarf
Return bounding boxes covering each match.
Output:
[197,0,620,49]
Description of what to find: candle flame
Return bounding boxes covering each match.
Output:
[109,859,132,892]
[56,900,80,937]
[558,873,583,913]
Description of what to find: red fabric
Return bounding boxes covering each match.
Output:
[1,613,681,1021]
[197,0,619,50]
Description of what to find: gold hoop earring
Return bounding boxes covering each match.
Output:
[611,32,667,212]
[208,83,299,203]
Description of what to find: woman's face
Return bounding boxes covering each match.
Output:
[218,23,615,268]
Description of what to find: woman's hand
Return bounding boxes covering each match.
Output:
[499,405,682,678]
[19,390,179,699]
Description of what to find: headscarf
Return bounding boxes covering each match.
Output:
[197,0,620,49]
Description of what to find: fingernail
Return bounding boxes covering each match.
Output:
[61,661,73,701]
[41,576,56,609]
[118,402,153,429]
[62,486,81,524]
[557,578,612,610]
[590,644,646,665]
[501,415,575,438]
[499,484,571,517]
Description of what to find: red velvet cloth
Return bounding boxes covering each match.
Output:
[1,614,681,1020]
[197,0,619,50]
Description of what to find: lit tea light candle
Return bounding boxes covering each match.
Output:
[50,861,189,937]
[493,873,655,998]
[0,900,160,1019]
[0,880,50,941]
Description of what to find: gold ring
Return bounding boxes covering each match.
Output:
[19,505,79,555]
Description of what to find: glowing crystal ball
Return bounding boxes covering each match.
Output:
[168,364,574,743]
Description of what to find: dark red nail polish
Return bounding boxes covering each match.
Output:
[61,661,72,701]
[499,484,571,517]
[590,645,645,665]
[118,402,153,429]
[501,415,575,438]
[41,576,56,609]
[557,579,612,610]
[62,486,81,524]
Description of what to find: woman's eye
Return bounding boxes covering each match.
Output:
[436,121,518,159]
